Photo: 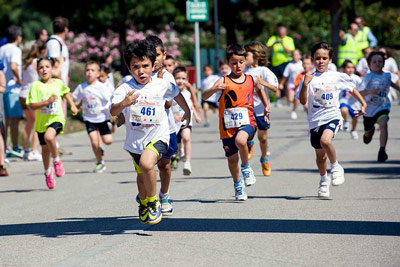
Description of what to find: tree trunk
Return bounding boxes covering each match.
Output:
[330,0,341,65]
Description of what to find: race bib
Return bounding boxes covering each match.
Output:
[313,90,337,108]
[40,100,58,115]
[369,90,388,106]
[84,96,102,115]
[224,107,250,129]
[129,94,164,125]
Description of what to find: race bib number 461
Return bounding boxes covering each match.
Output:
[129,95,164,125]
[224,107,250,129]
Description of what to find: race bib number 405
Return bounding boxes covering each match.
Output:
[224,107,250,129]
[129,95,164,125]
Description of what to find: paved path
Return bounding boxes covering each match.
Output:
[0,104,399,266]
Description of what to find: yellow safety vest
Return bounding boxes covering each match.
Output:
[338,33,358,67]
[355,26,371,60]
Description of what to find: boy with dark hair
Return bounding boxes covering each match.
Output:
[110,40,190,224]
[202,44,270,201]
[164,55,176,74]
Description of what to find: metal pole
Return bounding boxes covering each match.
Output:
[214,0,219,71]
[195,21,201,90]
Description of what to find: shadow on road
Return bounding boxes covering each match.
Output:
[1,216,399,238]
[275,166,400,177]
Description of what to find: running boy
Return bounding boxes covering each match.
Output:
[359,51,400,162]
[173,66,201,175]
[203,44,270,201]
[296,42,367,198]
[200,64,219,127]
[73,61,113,173]
[164,55,176,74]
[110,40,190,224]
[27,57,78,189]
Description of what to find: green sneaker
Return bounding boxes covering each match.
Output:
[139,204,148,224]
[147,200,162,225]
[93,162,106,173]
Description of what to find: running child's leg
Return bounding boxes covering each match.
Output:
[258,129,268,159]
[315,148,328,176]
[320,128,344,186]
[101,134,112,145]
[203,102,210,124]
[88,130,102,163]
[227,153,240,183]
[158,158,171,194]
[351,117,358,131]
[377,116,389,162]
[44,126,64,177]
[340,106,348,123]
[181,128,191,163]
[236,129,256,186]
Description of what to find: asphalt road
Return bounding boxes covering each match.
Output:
[0,104,399,266]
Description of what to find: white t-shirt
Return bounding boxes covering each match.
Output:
[296,71,355,129]
[172,88,193,131]
[152,70,177,134]
[383,57,399,84]
[358,72,392,117]
[111,77,179,154]
[47,35,69,85]
[245,66,278,116]
[118,75,133,86]
[0,43,22,93]
[283,61,304,89]
[73,80,112,123]
[201,74,220,104]
[356,57,370,74]
[339,73,361,110]
[20,63,39,98]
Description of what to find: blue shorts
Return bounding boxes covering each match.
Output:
[310,120,340,149]
[255,115,270,130]
[164,133,178,159]
[3,91,23,118]
[222,124,255,157]
[340,103,357,118]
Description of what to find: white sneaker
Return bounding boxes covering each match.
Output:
[159,193,173,215]
[290,111,298,120]
[183,161,192,175]
[331,164,345,186]
[343,121,350,132]
[350,130,358,139]
[234,180,247,201]
[241,166,256,186]
[27,150,43,161]
[318,175,330,198]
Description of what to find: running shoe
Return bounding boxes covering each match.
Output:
[350,130,358,140]
[363,127,375,144]
[54,160,65,177]
[234,180,247,201]
[204,121,210,127]
[378,148,388,162]
[318,175,330,198]
[241,165,256,186]
[261,158,271,176]
[171,158,178,170]
[183,161,192,175]
[27,150,43,161]
[247,140,254,160]
[290,111,298,120]
[159,194,173,215]
[0,166,8,176]
[6,146,23,158]
[138,204,148,224]
[343,121,350,132]
[93,162,106,173]
[331,164,345,186]
[147,200,162,225]
[45,168,56,189]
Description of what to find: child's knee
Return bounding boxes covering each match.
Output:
[44,133,55,144]
[235,135,247,148]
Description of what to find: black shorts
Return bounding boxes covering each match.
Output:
[255,115,270,131]
[270,62,289,78]
[363,110,389,132]
[38,122,63,146]
[128,140,168,174]
[222,124,255,157]
[85,120,112,136]
[310,120,340,149]
[177,126,192,144]
[201,100,218,109]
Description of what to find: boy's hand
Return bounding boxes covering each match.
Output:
[48,94,58,104]
[264,107,270,124]
[216,83,228,91]
[71,105,79,116]
[181,112,191,129]
[122,90,139,107]
[117,113,126,127]
[303,73,315,86]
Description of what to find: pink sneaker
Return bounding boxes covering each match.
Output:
[54,160,65,177]
[45,168,56,189]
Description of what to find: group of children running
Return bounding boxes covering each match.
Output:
[18,34,399,225]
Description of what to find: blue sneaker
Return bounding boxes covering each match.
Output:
[147,200,162,225]
[234,180,248,201]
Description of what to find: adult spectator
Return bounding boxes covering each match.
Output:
[266,25,295,80]
[47,16,69,85]
[34,28,48,43]
[0,26,23,158]
[354,16,378,60]
[338,23,358,67]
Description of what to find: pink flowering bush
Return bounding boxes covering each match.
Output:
[66,26,191,63]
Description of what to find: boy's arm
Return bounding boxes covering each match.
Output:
[29,95,58,110]
[185,82,201,113]
[391,81,400,91]
[10,62,22,85]
[350,88,367,116]
[202,77,226,100]
[258,78,278,92]
[0,71,5,93]
[110,90,138,116]
[174,92,191,128]
[278,77,287,91]
[192,106,202,124]
[254,77,271,124]
[63,93,78,116]
[299,73,313,105]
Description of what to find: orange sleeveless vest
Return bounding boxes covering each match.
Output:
[218,74,256,139]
